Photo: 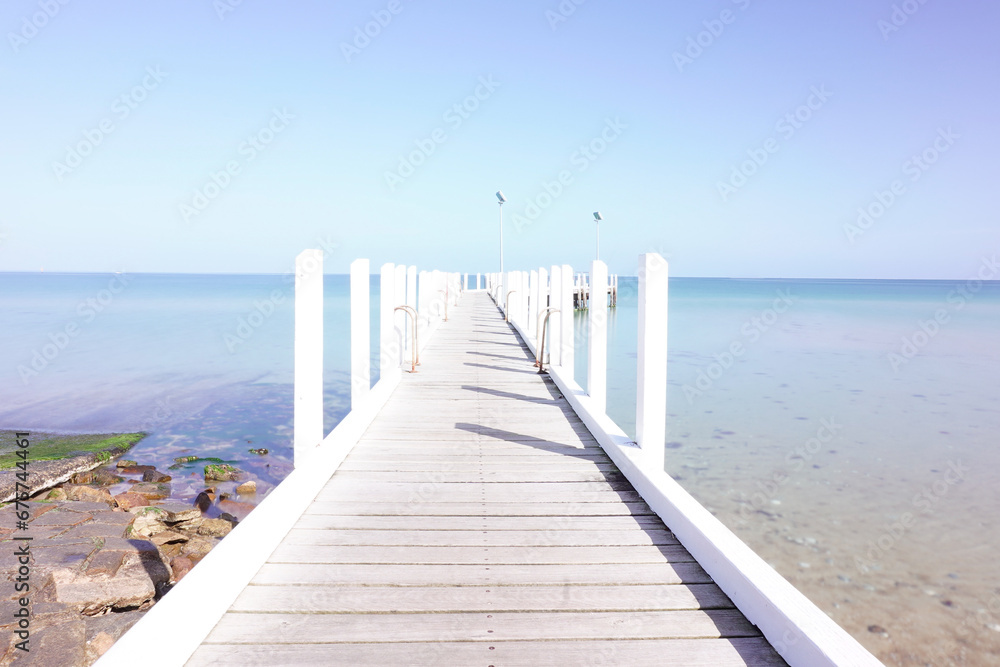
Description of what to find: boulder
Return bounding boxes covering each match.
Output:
[235,480,257,496]
[116,460,138,468]
[47,540,169,615]
[46,487,68,501]
[117,465,155,475]
[112,491,149,511]
[129,482,171,500]
[85,550,125,577]
[128,506,170,538]
[156,503,202,524]
[62,485,115,507]
[169,556,194,582]
[218,499,255,521]
[197,518,234,537]
[180,536,216,560]
[194,489,216,512]
[141,469,172,483]
[73,469,124,486]
[93,468,126,486]
[175,517,204,533]
[204,463,242,482]
[150,530,188,547]
[248,447,269,456]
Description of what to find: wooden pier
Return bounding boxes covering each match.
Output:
[187,291,784,665]
[98,254,882,667]
[572,271,618,309]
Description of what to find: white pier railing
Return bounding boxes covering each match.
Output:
[98,253,461,667]
[485,254,881,667]
[100,250,879,667]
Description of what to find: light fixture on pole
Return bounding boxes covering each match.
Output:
[593,211,603,261]
[496,191,507,275]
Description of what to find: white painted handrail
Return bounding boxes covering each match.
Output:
[100,253,467,667]
[502,253,882,667]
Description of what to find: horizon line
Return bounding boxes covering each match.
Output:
[1,270,998,283]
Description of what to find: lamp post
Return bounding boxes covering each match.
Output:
[593,211,603,261]
[496,191,506,276]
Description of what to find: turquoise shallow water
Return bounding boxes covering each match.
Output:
[573,276,1000,663]
[2,272,999,661]
[0,273,380,494]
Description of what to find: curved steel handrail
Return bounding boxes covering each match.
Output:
[393,305,419,372]
[535,307,560,372]
[437,287,449,322]
[504,290,517,322]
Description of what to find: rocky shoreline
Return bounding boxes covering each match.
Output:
[0,444,260,666]
[0,432,147,504]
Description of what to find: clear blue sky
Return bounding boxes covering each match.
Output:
[1,0,997,278]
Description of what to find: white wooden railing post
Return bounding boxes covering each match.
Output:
[549,264,561,367]
[350,259,371,409]
[537,266,548,353]
[406,265,417,357]
[522,271,530,327]
[528,270,538,340]
[514,271,521,325]
[394,264,407,366]
[508,271,516,322]
[559,264,574,381]
[588,260,608,414]
[418,270,430,341]
[517,271,523,324]
[637,253,669,468]
[515,271,522,325]
[380,263,399,382]
[508,271,515,321]
[294,249,324,465]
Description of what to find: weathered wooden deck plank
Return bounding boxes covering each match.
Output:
[189,290,785,666]
[337,459,621,472]
[279,528,678,547]
[230,582,734,613]
[250,562,714,586]
[331,469,629,483]
[268,544,693,564]
[292,514,665,530]
[206,609,761,643]
[302,500,657,516]
[189,638,786,667]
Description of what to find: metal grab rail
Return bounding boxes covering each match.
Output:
[504,290,517,322]
[393,305,419,372]
[437,286,449,322]
[535,307,560,372]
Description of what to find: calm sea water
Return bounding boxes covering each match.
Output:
[2,272,998,663]
[0,273,380,493]
[581,276,1000,665]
